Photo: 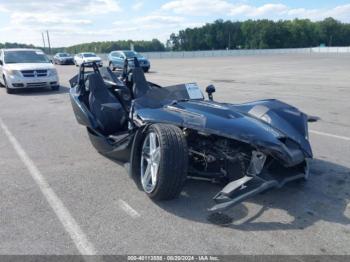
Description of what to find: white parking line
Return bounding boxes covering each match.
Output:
[118,199,140,218]
[0,118,97,256]
[310,130,350,141]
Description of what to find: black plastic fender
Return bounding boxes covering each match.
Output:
[129,125,150,180]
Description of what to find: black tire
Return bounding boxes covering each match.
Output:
[0,76,4,88]
[136,124,188,200]
[4,76,15,94]
[6,86,16,94]
[6,87,15,94]
[51,85,60,91]
[143,68,149,73]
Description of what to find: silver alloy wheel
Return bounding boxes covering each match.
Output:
[141,132,161,193]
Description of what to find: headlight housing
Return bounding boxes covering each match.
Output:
[47,68,57,77]
[6,69,22,78]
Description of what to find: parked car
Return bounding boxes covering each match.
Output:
[107,50,150,72]
[74,52,102,67]
[0,48,59,94]
[69,60,316,212]
[53,52,74,65]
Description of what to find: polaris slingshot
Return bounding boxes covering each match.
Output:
[69,59,316,212]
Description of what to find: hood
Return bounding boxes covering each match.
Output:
[164,100,284,145]
[228,99,312,156]
[4,63,55,71]
[84,57,101,62]
[58,56,73,60]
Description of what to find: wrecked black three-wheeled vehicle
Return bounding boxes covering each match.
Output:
[69,58,315,212]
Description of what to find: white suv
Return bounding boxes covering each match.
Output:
[0,48,60,94]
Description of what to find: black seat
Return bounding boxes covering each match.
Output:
[132,58,150,98]
[99,67,132,111]
[88,73,127,135]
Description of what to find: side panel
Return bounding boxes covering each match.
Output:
[87,128,135,162]
[111,55,123,68]
[69,87,98,129]
[70,86,134,161]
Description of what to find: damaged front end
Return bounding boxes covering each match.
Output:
[185,130,309,212]
[210,151,309,212]
[132,82,313,212]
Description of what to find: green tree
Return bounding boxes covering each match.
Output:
[168,18,350,51]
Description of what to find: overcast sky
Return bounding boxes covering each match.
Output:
[0,0,350,47]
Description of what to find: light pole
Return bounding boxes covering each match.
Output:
[46,30,51,55]
[42,32,46,52]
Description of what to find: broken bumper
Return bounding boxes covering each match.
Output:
[209,160,310,212]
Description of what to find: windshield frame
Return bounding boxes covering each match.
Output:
[58,53,71,57]
[4,50,51,64]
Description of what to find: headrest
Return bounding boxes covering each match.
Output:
[87,73,106,93]
[132,68,150,98]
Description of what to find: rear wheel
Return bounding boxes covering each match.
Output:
[139,124,188,200]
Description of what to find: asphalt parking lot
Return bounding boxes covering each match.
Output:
[0,54,349,255]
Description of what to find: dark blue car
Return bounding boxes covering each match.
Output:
[107,50,150,72]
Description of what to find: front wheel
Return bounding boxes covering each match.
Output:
[0,76,4,88]
[4,77,15,94]
[6,87,15,94]
[138,124,188,200]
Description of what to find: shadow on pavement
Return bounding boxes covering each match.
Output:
[155,159,350,230]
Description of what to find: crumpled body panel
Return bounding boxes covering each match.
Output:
[135,98,312,167]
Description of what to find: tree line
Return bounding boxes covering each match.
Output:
[65,39,165,54]
[0,39,165,54]
[0,42,35,49]
[2,18,350,54]
[166,18,350,51]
